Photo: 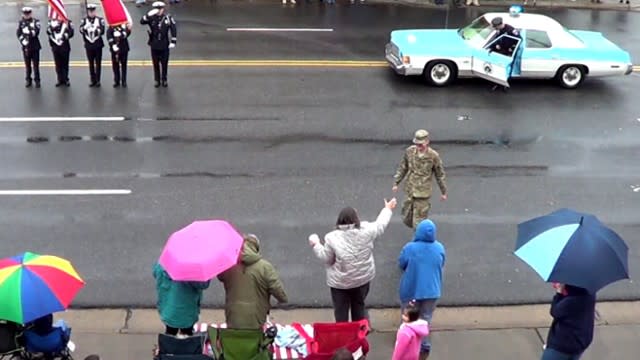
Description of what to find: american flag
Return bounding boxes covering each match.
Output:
[47,0,69,22]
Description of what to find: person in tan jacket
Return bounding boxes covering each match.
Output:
[218,234,288,329]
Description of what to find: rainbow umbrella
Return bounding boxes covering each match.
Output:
[0,252,85,324]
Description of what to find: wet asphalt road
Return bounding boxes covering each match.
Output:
[0,2,638,308]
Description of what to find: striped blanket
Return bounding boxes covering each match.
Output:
[194,322,312,360]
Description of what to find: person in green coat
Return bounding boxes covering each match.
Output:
[153,262,210,336]
[218,234,288,329]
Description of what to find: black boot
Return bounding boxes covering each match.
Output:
[122,81,127,88]
[154,81,161,88]
[95,82,101,88]
[162,81,168,88]
[25,79,32,88]
[35,81,41,88]
[113,82,120,88]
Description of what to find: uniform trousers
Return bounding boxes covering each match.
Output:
[23,49,40,82]
[402,197,431,229]
[52,47,70,84]
[86,47,102,84]
[151,48,170,82]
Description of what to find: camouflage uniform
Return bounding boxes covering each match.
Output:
[394,130,448,229]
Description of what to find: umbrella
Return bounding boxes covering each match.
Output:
[0,252,85,324]
[159,219,244,282]
[515,208,629,293]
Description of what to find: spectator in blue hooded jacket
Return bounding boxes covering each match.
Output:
[398,219,445,360]
[541,283,596,360]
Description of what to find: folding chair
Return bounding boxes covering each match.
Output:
[0,321,24,360]
[294,320,369,360]
[154,333,210,360]
[208,326,276,360]
[22,326,73,360]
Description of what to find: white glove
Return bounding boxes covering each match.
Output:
[169,43,175,49]
[147,9,160,17]
[308,234,320,246]
[114,30,121,38]
[112,45,119,52]
[22,27,30,35]
[21,39,28,46]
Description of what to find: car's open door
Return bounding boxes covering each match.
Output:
[472,34,522,87]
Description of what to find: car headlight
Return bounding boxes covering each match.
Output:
[402,56,411,64]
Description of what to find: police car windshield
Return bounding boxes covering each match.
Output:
[458,16,493,42]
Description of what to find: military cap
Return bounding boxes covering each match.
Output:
[491,17,503,27]
[22,6,33,13]
[413,129,429,145]
[87,4,98,10]
[152,1,166,8]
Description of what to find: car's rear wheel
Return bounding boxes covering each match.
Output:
[424,60,457,87]
[556,65,586,89]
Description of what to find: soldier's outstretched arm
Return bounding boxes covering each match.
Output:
[434,154,448,195]
[393,150,409,186]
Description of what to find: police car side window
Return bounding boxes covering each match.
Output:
[526,30,552,49]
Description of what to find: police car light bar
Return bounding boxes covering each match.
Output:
[509,5,524,16]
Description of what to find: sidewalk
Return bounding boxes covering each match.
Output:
[57,302,640,359]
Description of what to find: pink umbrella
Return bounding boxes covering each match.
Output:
[159,220,244,281]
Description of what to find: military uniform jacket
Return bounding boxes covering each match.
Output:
[140,13,177,50]
[106,25,131,53]
[47,21,74,51]
[394,145,448,198]
[17,18,41,52]
[79,16,105,49]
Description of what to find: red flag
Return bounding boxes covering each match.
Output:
[101,0,132,26]
[47,0,68,22]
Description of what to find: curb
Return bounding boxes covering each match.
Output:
[54,301,640,334]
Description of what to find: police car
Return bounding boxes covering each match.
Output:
[385,6,633,89]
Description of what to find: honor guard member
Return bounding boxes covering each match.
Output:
[17,7,41,88]
[80,4,106,87]
[393,129,448,229]
[47,19,74,87]
[140,1,177,88]
[489,17,521,57]
[107,23,132,88]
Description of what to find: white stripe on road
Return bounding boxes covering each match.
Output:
[0,189,132,195]
[0,117,125,122]
[226,27,334,32]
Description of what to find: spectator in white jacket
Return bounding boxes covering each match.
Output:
[309,198,397,322]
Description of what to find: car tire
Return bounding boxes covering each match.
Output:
[424,61,457,87]
[556,65,586,89]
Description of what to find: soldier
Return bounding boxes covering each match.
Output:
[140,1,177,88]
[47,18,74,87]
[79,4,106,87]
[107,23,132,88]
[392,129,448,229]
[17,7,41,88]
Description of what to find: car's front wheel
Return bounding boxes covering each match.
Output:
[556,65,586,89]
[424,61,457,87]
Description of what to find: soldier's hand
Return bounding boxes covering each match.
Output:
[441,194,448,201]
[22,27,30,35]
[308,234,320,247]
[384,198,397,210]
[147,9,160,17]
[169,43,176,49]
[392,185,398,193]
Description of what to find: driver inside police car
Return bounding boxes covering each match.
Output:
[487,17,521,56]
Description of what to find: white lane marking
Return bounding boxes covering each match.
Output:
[0,117,125,122]
[226,27,334,32]
[0,189,132,195]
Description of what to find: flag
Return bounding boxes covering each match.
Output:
[101,0,133,26]
[47,0,68,21]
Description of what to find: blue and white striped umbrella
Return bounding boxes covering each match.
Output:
[515,208,629,293]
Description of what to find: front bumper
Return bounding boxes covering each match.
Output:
[624,63,633,75]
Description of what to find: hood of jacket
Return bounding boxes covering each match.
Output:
[414,219,436,243]
[241,234,262,265]
[404,319,430,337]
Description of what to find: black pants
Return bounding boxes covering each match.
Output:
[52,47,70,83]
[86,47,102,84]
[111,51,128,85]
[330,282,370,322]
[23,50,40,82]
[165,325,193,336]
[151,48,170,82]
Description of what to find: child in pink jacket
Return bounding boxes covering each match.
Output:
[392,301,430,360]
